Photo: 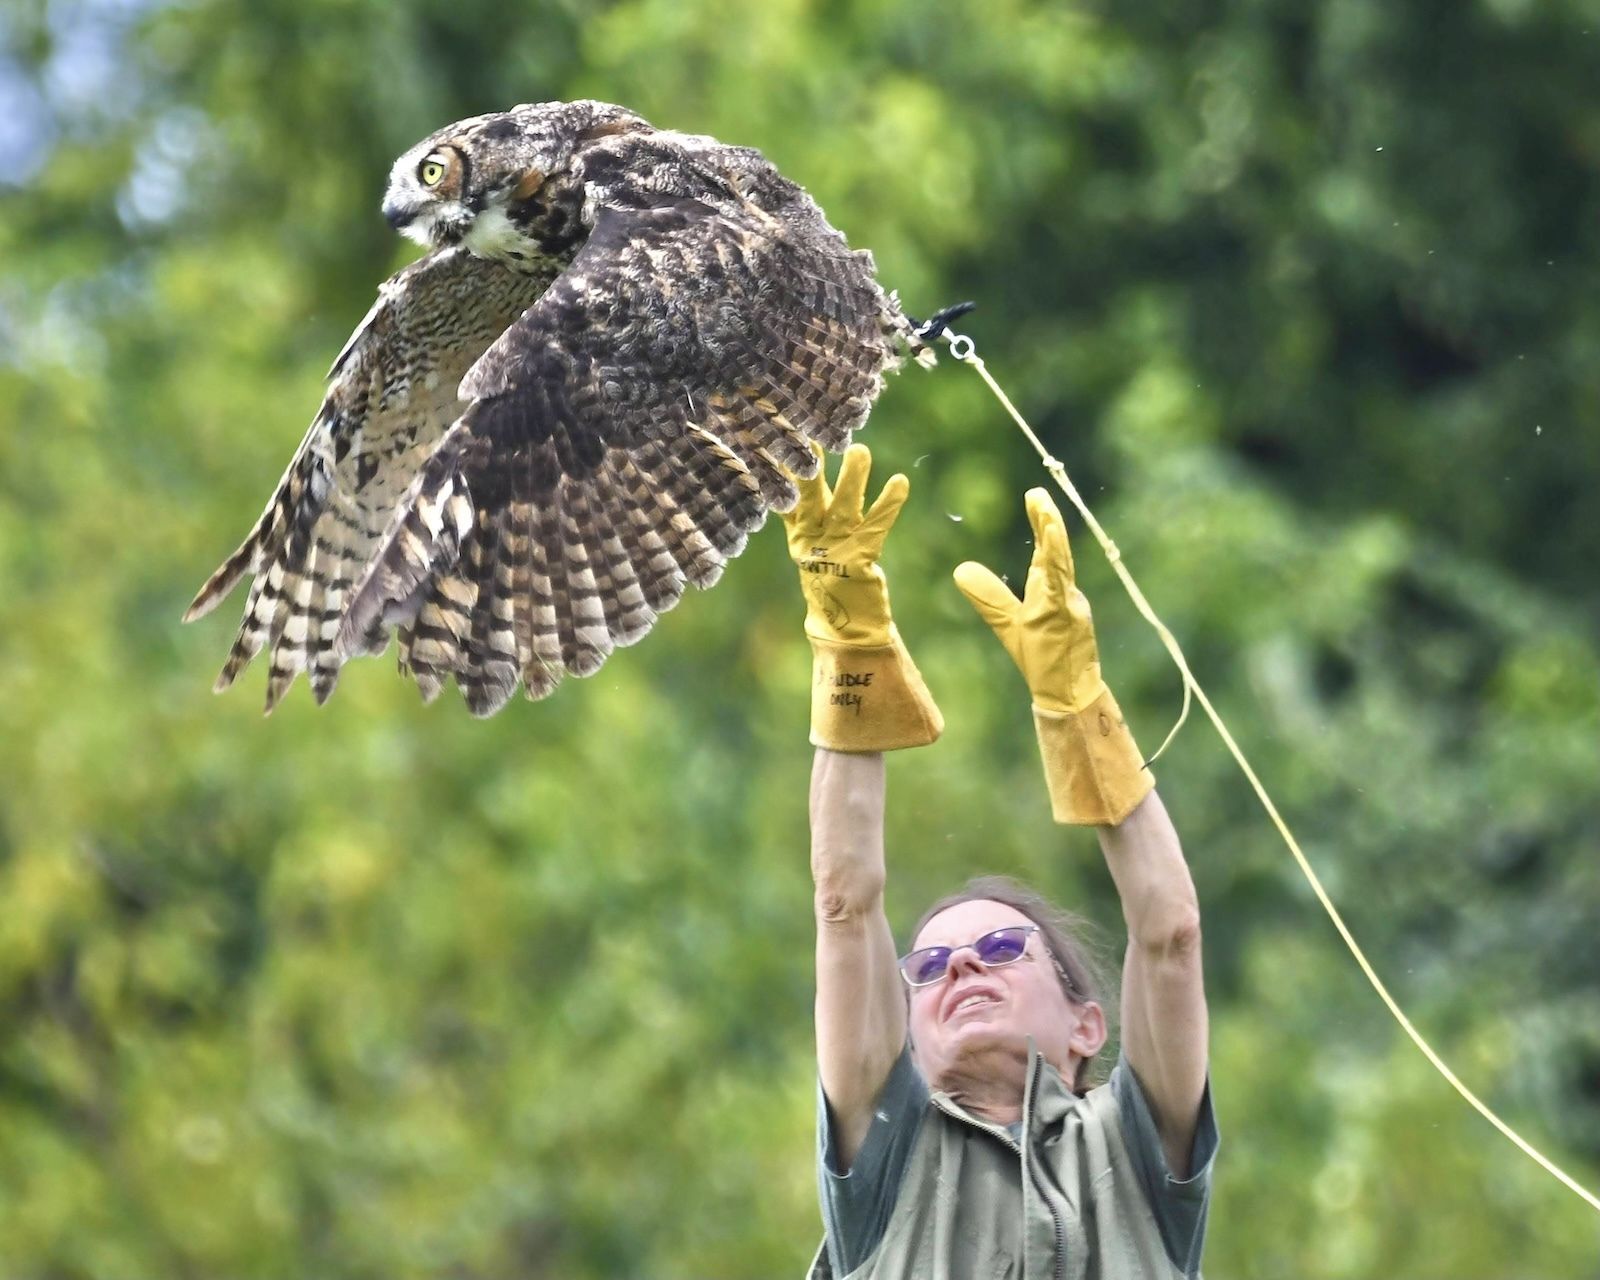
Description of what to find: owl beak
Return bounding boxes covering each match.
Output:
[383,199,415,232]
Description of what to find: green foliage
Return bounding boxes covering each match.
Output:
[1,0,1597,1273]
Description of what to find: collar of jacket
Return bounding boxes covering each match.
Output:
[927,1039,1083,1137]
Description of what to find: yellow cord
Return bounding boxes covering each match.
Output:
[943,332,1600,1216]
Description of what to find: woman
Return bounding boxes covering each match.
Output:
[783,447,1217,1279]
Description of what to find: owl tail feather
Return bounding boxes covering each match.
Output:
[183,535,256,623]
[336,461,474,660]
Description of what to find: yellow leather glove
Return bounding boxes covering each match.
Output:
[782,444,943,752]
[953,488,1152,825]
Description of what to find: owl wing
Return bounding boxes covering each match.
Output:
[339,192,906,716]
[184,246,555,711]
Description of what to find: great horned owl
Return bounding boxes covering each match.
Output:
[185,99,922,716]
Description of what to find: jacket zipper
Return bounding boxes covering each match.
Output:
[932,1051,1069,1280]
[1025,1053,1066,1280]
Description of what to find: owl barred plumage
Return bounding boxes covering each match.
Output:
[185,99,925,716]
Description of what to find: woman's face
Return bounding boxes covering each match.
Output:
[907,898,1104,1091]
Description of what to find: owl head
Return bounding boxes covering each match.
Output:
[381,100,645,251]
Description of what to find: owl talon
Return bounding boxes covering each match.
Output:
[909,300,978,343]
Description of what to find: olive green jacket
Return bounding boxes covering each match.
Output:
[809,1047,1211,1280]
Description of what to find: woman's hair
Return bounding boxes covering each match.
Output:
[909,874,1117,1091]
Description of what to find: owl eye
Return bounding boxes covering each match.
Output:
[417,152,449,187]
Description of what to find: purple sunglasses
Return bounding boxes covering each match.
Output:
[898,924,1045,988]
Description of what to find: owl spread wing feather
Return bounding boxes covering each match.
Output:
[184,247,555,711]
[340,191,902,715]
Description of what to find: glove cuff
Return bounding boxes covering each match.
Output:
[808,629,944,753]
[1032,688,1153,825]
